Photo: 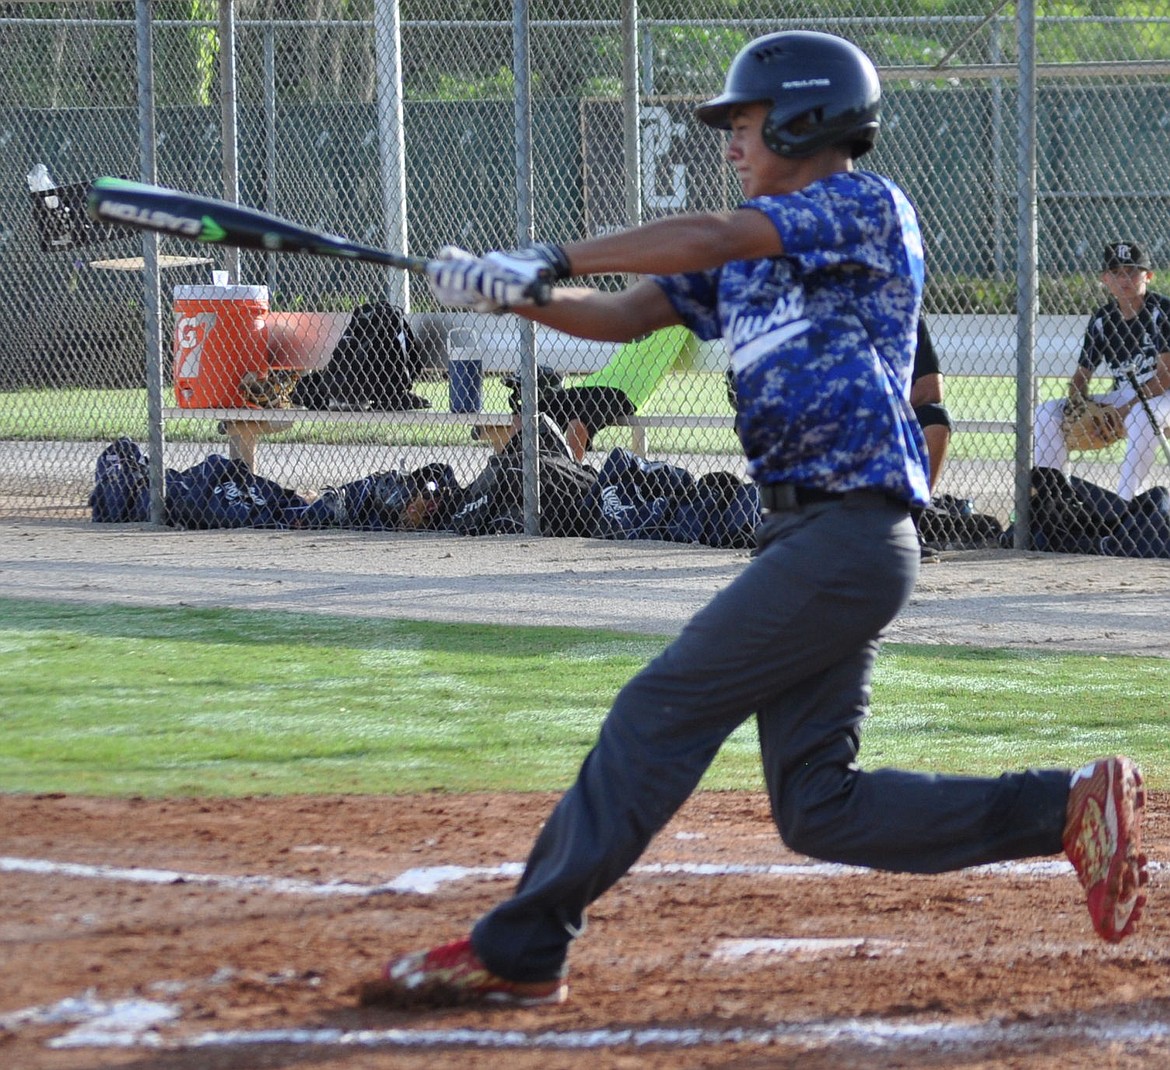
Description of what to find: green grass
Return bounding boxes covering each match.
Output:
[1,598,1165,798]
[0,388,151,443]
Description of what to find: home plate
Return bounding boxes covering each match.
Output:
[714,937,904,961]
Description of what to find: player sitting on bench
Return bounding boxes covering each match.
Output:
[504,326,690,461]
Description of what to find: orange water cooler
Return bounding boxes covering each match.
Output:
[172,284,270,408]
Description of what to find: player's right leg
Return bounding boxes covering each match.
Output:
[1034,396,1072,472]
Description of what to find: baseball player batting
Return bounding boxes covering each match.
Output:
[360,30,1148,1009]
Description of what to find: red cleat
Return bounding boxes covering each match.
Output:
[358,936,568,1008]
[1063,756,1148,943]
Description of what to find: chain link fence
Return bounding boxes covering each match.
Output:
[3,2,1170,551]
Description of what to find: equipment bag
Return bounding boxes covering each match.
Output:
[89,438,210,526]
[399,463,464,530]
[584,448,697,541]
[449,453,525,536]
[90,438,151,523]
[1101,487,1170,558]
[449,417,597,536]
[1025,468,1125,554]
[291,302,428,411]
[164,454,309,529]
[332,469,420,530]
[668,470,761,549]
[916,493,1004,551]
[536,454,601,537]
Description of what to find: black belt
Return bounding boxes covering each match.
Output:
[759,483,906,513]
[759,484,843,511]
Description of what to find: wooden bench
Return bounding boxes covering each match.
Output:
[166,309,744,466]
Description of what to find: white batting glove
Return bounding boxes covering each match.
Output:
[482,243,570,306]
[427,246,552,311]
[425,246,503,312]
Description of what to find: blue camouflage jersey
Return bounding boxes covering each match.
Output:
[652,170,930,507]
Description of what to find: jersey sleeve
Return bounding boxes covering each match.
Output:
[648,270,723,341]
[913,319,940,380]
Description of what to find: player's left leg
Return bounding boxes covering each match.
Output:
[1118,393,1170,500]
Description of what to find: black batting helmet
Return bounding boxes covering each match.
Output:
[696,31,881,159]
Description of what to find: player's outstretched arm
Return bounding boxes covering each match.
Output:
[481,209,780,287]
[559,209,782,278]
[511,278,681,342]
[426,248,682,342]
[427,207,779,342]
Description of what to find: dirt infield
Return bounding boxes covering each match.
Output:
[2,522,1169,1067]
[3,792,1169,1069]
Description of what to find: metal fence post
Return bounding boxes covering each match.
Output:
[1013,0,1037,549]
[136,0,166,525]
[218,0,240,280]
[374,0,409,310]
[514,0,539,536]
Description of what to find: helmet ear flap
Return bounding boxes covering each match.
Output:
[762,107,819,158]
[761,108,787,157]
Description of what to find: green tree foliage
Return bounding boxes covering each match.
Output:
[8,3,1170,110]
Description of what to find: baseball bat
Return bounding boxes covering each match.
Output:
[86,176,430,275]
[1124,370,1170,468]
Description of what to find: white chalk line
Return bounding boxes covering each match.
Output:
[174,1015,1170,1052]
[6,854,1157,898]
[0,856,410,897]
[713,936,906,959]
[18,993,1170,1053]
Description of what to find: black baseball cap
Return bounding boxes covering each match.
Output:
[1103,241,1151,271]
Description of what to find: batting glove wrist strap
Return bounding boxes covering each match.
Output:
[486,243,570,282]
[481,244,569,306]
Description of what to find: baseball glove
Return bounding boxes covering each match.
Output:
[240,369,300,409]
[1060,397,1125,451]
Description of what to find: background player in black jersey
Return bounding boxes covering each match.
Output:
[1035,241,1170,500]
[911,317,952,494]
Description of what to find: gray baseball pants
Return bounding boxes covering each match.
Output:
[473,492,1070,983]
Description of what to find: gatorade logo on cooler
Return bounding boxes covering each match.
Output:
[174,312,218,379]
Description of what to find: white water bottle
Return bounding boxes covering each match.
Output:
[27,163,59,209]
